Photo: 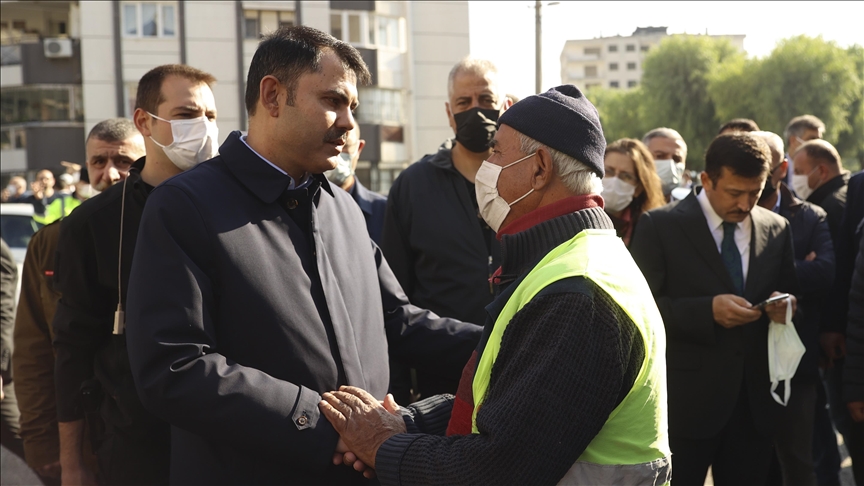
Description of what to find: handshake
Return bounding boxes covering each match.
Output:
[319,386,409,479]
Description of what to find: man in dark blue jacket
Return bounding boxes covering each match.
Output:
[325,126,387,245]
[125,26,481,485]
[755,131,833,485]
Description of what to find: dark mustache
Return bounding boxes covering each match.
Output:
[323,128,348,144]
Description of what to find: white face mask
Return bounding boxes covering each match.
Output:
[475,152,536,232]
[655,159,685,196]
[325,152,354,186]
[76,183,96,199]
[791,166,818,201]
[148,112,219,171]
[768,299,806,406]
[601,177,636,213]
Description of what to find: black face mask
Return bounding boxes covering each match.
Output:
[758,171,777,203]
[453,107,500,153]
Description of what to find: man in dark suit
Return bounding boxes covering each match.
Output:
[125,26,481,485]
[631,133,800,485]
[325,126,387,245]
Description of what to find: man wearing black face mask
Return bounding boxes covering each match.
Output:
[754,131,832,486]
[381,58,512,403]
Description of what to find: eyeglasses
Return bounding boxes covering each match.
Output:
[604,167,637,185]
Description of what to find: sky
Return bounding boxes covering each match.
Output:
[468,1,864,99]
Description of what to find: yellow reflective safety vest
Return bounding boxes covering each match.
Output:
[472,229,671,485]
[33,195,80,225]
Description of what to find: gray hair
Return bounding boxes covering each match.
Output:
[751,131,784,166]
[87,118,140,144]
[448,57,500,99]
[642,127,688,160]
[783,114,825,142]
[517,132,603,195]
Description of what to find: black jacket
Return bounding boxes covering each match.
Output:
[828,171,864,336]
[844,234,864,403]
[52,158,170,483]
[777,183,834,381]
[349,179,387,246]
[0,238,16,385]
[125,131,482,485]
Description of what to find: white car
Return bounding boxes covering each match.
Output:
[1,203,43,302]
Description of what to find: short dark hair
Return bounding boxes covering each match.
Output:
[704,133,771,184]
[796,139,841,168]
[86,118,139,143]
[718,118,759,134]
[135,64,216,114]
[784,114,825,142]
[245,26,371,115]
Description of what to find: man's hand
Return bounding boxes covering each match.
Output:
[820,332,846,368]
[712,294,762,328]
[330,394,401,479]
[320,387,407,469]
[763,292,796,324]
[848,401,864,423]
[804,251,817,262]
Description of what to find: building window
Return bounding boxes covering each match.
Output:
[608,45,618,53]
[584,47,600,56]
[330,11,402,50]
[380,125,404,143]
[122,2,177,38]
[609,62,618,71]
[628,80,638,88]
[355,88,405,124]
[0,85,84,124]
[244,10,295,39]
[585,65,597,77]
[279,11,295,29]
[627,62,637,70]
[610,81,619,88]
[626,44,635,52]
[640,45,650,52]
[585,82,601,90]
[244,17,259,39]
[0,127,26,150]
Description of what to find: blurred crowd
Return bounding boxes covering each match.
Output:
[0,24,862,486]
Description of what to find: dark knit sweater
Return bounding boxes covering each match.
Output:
[376,207,645,485]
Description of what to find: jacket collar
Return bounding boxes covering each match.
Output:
[219,130,333,205]
[777,182,803,217]
[808,171,850,206]
[428,138,457,171]
[349,179,375,216]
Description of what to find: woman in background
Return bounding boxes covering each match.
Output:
[602,138,665,247]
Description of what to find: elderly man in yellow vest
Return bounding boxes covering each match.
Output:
[319,85,671,485]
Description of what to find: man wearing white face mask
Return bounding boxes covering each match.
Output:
[643,127,688,200]
[323,127,387,245]
[52,65,218,486]
[317,85,672,485]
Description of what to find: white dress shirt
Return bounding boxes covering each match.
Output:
[697,188,751,284]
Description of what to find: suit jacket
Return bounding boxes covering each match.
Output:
[631,191,799,440]
[349,179,387,246]
[125,131,481,485]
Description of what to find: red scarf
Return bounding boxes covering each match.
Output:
[447,195,602,436]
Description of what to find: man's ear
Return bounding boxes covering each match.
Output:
[133,108,152,137]
[445,102,457,133]
[777,160,789,180]
[699,171,712,190]
[356,139,366,156]
[532,147,555,190]
[259,75,283,117]
[501,97,513,112]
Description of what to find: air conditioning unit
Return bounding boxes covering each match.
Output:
[43,38,73,58]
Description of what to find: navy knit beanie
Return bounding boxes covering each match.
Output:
[498,85,605,178]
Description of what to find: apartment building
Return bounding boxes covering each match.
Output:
[560,26,744,91]
[0,0,470,193]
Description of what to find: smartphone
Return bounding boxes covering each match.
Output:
[752,293,791,310]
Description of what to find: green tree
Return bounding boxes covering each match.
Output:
[835,44,864,170]
[640,35,744,170]
[709,36,862,169]
[585,86,649,144]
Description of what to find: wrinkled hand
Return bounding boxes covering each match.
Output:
[713,294,762,328]
[320,387,406,469]
[330,394,400,478]
[820,332,846,369]
[848,401,864,422]
[763,292,796,324]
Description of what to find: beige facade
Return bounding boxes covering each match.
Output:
[1,0,470,193]
[560,27,745,91]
